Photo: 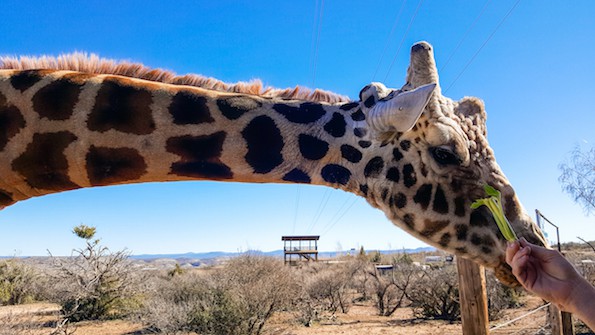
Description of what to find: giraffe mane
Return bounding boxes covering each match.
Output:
[0,52,351,104]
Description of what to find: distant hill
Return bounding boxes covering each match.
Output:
[129,246,436,261]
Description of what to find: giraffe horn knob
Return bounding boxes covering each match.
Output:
[366,83,436,134]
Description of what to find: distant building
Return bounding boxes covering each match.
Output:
[282,235,319,265]
[424,255,443,263]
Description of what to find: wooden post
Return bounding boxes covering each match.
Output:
[549,304,563,335]
[561,311,575,334]
[549,304,575,335]
[457,257,489,335]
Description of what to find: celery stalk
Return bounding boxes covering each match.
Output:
[471,185,518,242]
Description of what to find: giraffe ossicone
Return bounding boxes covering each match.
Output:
[0,41,547,286]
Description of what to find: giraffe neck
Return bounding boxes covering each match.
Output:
[0,69,368,207]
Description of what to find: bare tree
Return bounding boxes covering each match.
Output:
[559,145,595,214]
[367,263,417,316]
[578,236,595,253]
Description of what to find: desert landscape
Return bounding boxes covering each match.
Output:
[1,239,593,335]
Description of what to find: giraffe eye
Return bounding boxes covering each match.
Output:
[430,146,462,166]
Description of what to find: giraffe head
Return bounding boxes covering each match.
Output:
[356,41,547,286]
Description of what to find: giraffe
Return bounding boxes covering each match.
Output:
[0,41,546,286]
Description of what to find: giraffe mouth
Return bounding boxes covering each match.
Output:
[469,205,503,239]
[469,206,522,287]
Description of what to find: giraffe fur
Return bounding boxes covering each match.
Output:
[0,42,547,286]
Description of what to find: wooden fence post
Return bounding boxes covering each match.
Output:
[549,304,575,335]
[457,257,489,335]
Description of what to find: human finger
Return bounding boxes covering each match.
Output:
[506,240,520,265]
[510,246,531,284]
[519,238,559,262]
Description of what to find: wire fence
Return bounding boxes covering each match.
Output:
[490,303,551,334]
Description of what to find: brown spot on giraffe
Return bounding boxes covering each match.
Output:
[169,90,214,125]
[167,131,233,180]
[393,193,407,209]
[10,70,55,92]
[217,96,262,120]
[0,189,15,207]
[454,197,466,217]
[455,223,468,241]
[32,77,82,120]
[439,232,451,247]
[413,184,432,209]
[421,219,450,237]
[86,146,147,186]
[12,131,80,191]
[432,184,449,214]
[504,194,521,220]
[88,77,155,134]
[0,92,26,151]
[403,213,415,230]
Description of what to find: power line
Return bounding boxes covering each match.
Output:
[298,0,326,235]
[372,0,408,81]
[321,196,359,236]
[384,0,425,83]
[292,185,300,234]
[307,188,333,233]
[439,0,492,72]
[308,0,320,82]
[311,0,325,87]
[444,0,522,93]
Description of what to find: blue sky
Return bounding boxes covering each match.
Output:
[1,0,594,256]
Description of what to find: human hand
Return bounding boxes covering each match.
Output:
[506,238,587,312]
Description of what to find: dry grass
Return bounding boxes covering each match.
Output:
[0,296,557,335]
[0,303,144,335]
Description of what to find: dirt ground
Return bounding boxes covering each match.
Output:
[1,295,577,335]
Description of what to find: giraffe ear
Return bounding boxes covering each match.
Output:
[455,97,487,136]
[359,82,393,108]
[365,83,436,135]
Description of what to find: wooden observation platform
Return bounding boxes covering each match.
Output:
[282,235,319,265]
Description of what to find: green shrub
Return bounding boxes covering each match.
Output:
[0,259,38,305]
[48,225,143,322]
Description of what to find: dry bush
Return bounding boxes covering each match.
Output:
[304,262,356,313]
[214,254,298,334]
[0,312,43,335]
[350,259,371,302]
[0,309,74,335]
[139,253,297,335]
[583,262,595,285]
[367,263,418,316]
[139,272,215,334]
[47,225,144,322]
[294,259,364,326]
[408,266,460,321]
[0,259,39,306]
[486,271,524,320]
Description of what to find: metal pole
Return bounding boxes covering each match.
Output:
[535,209,575,335]
[535,209,561,251]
